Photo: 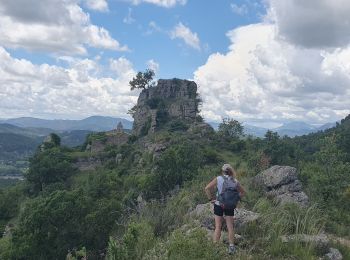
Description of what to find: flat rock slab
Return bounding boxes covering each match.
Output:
[281,233,329,252]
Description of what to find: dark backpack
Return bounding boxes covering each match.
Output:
[217,176,240,210]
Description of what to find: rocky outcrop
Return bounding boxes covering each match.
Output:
[132,79,200,136]
[324,248,343,260]
[39,133,60,151]
[254,165,309,207]
[188,203,259,232]
[281,234,343,259]
[87,131,129,153]
[281,233,329,252]
[74,157,102,171]
[187,122,215,138]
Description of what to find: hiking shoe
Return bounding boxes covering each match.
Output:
[228,245,236,255]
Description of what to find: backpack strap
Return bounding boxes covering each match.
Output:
[221,175,230,193]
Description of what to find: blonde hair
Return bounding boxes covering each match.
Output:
[222,164,236,177]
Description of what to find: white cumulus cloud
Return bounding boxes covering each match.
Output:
[194,22,350,124]
[146,59,160,73]
[0,0,127,55]
[170,22,201,50]
[128,0,186,8]
[231,3,248,15]
[0,47,138,119]
[84,0,109,12]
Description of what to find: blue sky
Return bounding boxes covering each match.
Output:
[9,0,265,79]
[0,0,350,127]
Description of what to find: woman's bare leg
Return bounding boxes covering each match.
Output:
[214,215,223,242]
[225,215,234,245]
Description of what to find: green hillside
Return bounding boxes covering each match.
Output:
[0,81,349,259]
[0,125,92,180]
[0,133,42,161]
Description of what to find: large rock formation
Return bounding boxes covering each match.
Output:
[132,79,200,136]
[254,165,309,207]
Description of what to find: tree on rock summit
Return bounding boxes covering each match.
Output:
[129,69,155,90]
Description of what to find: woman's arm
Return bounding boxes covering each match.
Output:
[204,177,217,202]
[237,182,246,197]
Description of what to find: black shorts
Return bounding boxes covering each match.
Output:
[214,203,235,216]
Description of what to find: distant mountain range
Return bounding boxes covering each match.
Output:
[0,115,338,175]
[0,116,132,164]
[0,116,133,132]
[208,121,337,138]
[0,116,337,139]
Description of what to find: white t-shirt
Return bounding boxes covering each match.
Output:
[215,175,239,206]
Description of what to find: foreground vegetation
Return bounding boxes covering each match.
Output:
[0,115,349,259]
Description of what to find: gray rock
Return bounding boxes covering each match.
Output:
[74,157,102,171]
[115,153,122,165]
[266,179,303,195]
[255,165,309,207]
[144,142,168,158]
[324,248,343,260]
[132,79,199,136]
[234,208,260,230]
[188,203,259,231]
[255,165,298,189]
[281,234,329,252]
[187,123,215,138]
[275,191,309,207]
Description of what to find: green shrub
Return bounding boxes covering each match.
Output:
[202,147,221,164]
[107,220,155,260]
[167,228,225,260]
[169,120,189,132]
[139,192,193,236]
[10,190,121,260]
[153,143,202,196]
[0,236,13,260]
[26,147,77,194]
[128,134,138,143]
[140,117,152,136]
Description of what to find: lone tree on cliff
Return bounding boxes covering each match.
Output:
[129,69,155,90]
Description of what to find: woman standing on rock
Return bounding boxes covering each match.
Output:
[204,164,245,254]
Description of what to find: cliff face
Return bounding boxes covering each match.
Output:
[132,79,199,135]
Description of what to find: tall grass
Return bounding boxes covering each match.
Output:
[240,198,326,259]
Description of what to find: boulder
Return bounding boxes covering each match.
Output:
[234,207,260,230]
[254,165,309,206]
[324,248,343,260]
[275,191,309,207]
[188,203,259,231]
[255,165,298,189]
[281,233,329,252]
